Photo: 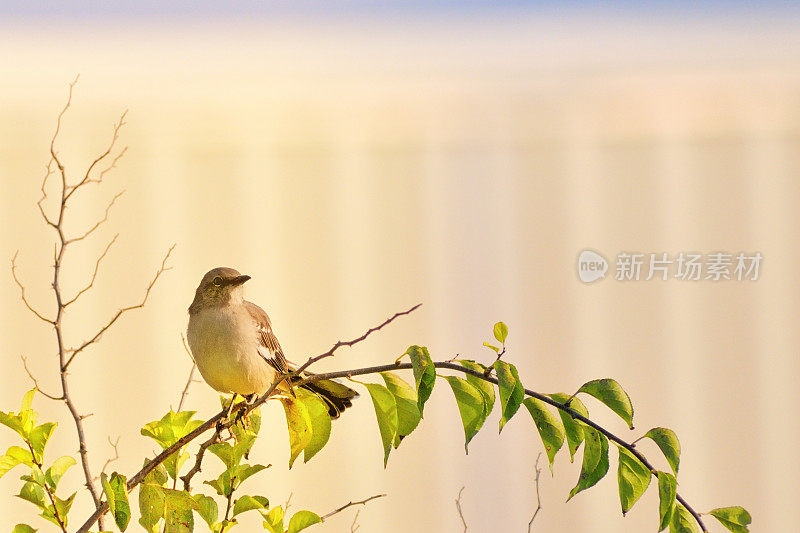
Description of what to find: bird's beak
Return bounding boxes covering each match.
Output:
[229,275,251,286]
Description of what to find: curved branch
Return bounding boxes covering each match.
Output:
[62,234,118,307]
[11,252,54,324]
[320,493,385,522]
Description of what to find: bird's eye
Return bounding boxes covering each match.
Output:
[212,276,222,286]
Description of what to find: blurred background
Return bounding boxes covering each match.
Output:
[1,1,799,531]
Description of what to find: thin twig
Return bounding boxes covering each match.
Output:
[63,245,175,371]
[455,486,468,531]
[11,252,54,324]
[20,355,63,400]
[320,494,386,522]
[528,453,543,532]
[180,430,221,491]
[350,509,362,532]
[98,436,121,479]
[177,334,197,412]
[62,234,118,307]
[65,192,124,244]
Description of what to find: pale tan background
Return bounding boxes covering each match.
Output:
[1,6,799,532]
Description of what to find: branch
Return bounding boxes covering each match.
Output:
[528,453,543,532]
[61,234,118,307]
[320,494,386,522]
[98,436,121,479]
[11,252,54,324]
[455,487,468,532]
[63,244,174,371]
[177,334,198,412]
[65,191,124,244]
[20,355,63,401]
[64,111,127,202]
[180,429,221,491]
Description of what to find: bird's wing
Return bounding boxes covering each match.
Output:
[244,301,289,374]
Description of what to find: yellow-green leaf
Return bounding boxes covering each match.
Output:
[12,524,37,533]
[709,506,751,533]
[493,322,509,343]
[193,494,218,527]
[460,361,495,417]
[45,456,75,490]
[0,446,34,479]
[549,394,589,462]
[644,427,681,475]
[281,396,313,469]
[407,345,435,415]
[522,398,565,473]
[494,360,524,432]
[28,422,56,461]
[578,378,634,429]
[262,506,285,533]
[568,426,609,500]
[364,383,398,467]
[617,445,651,515]
[670,503,698,533]
[444,376,487,453]
[102,472,131,531]
[233,495,269,517]
[298,390,331,463]
[381,372,421,447]
[657,471,677,531]
[286,510,322,533]
[138,483,165,533]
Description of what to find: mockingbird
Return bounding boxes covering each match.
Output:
[187,267,358,418]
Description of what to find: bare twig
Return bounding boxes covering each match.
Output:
[98,436,121,479]
[455,486,468,531]
[11,252,54,324]
[528,453,543,532]
[64,110,127,202]
[180,430,221,491]
[62,234,118,307]
[177,334,198,412]
[65,192,124,244]
[20,355,63,401]
[350,509,362,532]
[320,494,386,522]
[63,245,175,371]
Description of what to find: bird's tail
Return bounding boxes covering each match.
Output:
[298,378,359,419]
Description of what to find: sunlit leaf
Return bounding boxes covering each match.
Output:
[644,427,681,475]
[483,342,500,353]
[163,488,197,533]
[460,361,495,417]
[444,376,487,453]
[102,472,131,531]
[299,390,332,463]
[407,345,435,415]
[45,456,75,490]
[0,446,34,479]
[53,492,76,527]
[549,394,589,462]
[287,510,322,533]
[233,495,269,517]
[262,506,285,533]
[522,398,565,472]
[578,379,634,429]
[16,481,46,510]
[493,322,509,343]
[568,426,609,500]
[617,445,651,515]
[709,506,751,533]
[381,372,421,448]
[28,422,56,461]
[281,396,313,469]
[494,360,524,433]
[138,483,165,533]
[670,503,698,533]
[12,524,37,533]
[364,383,398,467]
[657,471,677,531]
[193,494,218,527]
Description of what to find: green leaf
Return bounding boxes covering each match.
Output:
[381,372,421,447]
[141,411,203,450]
[28,422,56,461]
[656,471,677,531]
[281,396,313,469]
[138,483,165,533]
[493,322,509,343]
[494,360,524,432]
[617,445,651,515]
[644,427,681,475]
[102,472,131,531]
[483,342,500,353]
[568,426,609,500]
[233,495,270,517]
[522,398,565,472]
[21,389,35,412]
[12,525,37,533]
[0,446,34,479]
[287,510,322,533]
[163,488,197,533]
[142,460,168,487]
[17,481,47,510]
[45,456,76,490]
[0,410,26,439]
[670,503,698,533]
[298,389,332,463]
[444,376,488,453]
[407,345,435,414]
[577,379,634,429]
[193,494,218,527]
[459,361,495,417]
[708,506,752,533]
[54,492,76,526]
[262,506,285,533]
[364,383,398,467]
[549,394,589,462]
[232,463,269,489]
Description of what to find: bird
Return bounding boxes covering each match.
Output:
[187,267,358,418]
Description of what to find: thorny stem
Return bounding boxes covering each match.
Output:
[26,441,68,532]
[76,306,706,533]
[16,77,172,531]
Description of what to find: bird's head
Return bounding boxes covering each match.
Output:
[189,267,251,312]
